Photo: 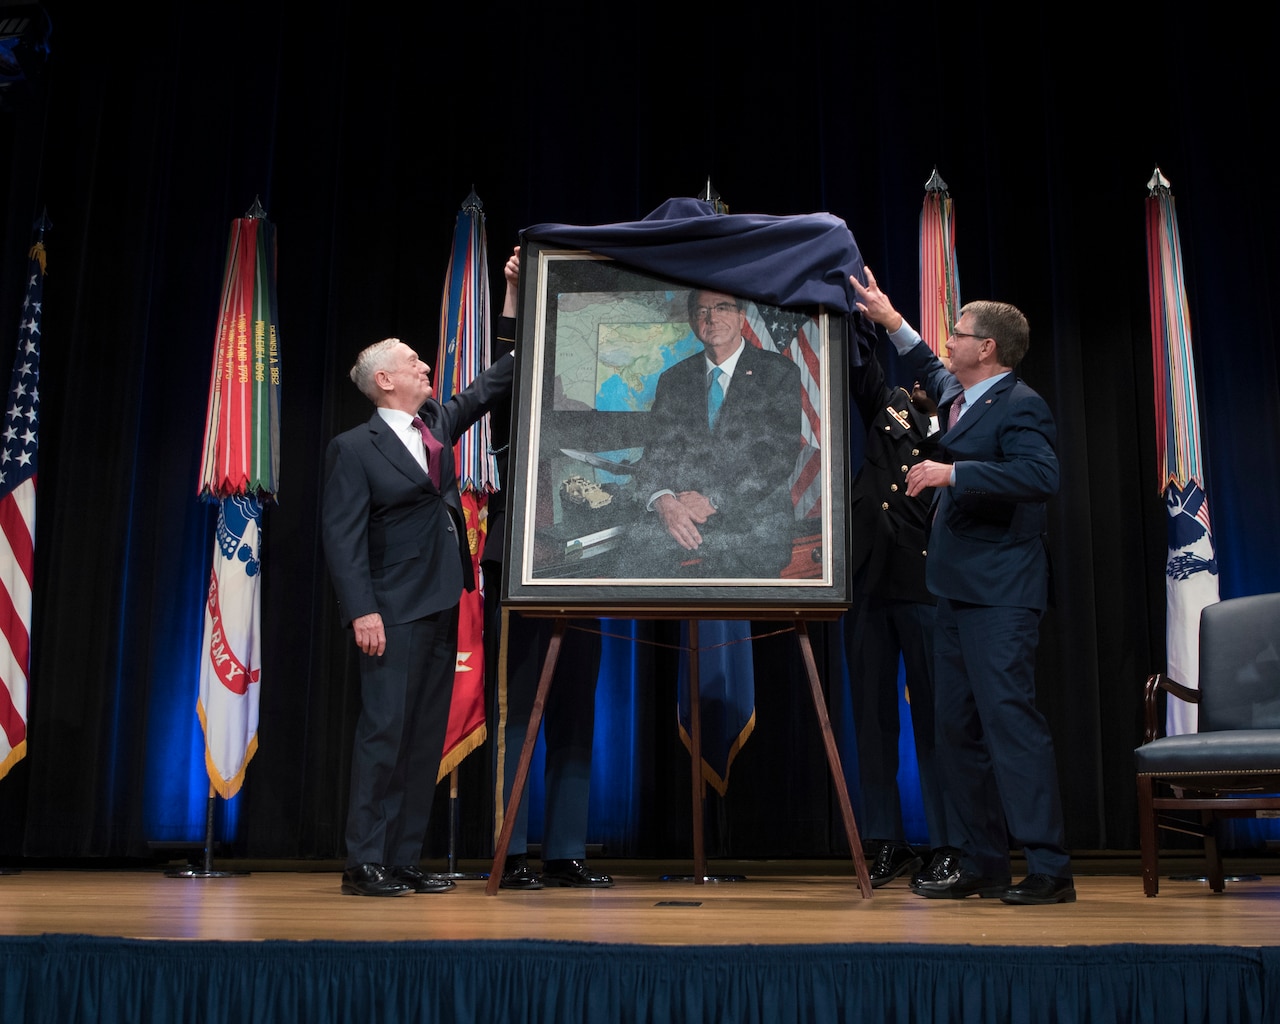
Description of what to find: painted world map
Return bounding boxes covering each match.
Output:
[552,291,701,413]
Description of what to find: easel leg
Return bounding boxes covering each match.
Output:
[689,619,706,884]
[797,621,872,898]
[485,617,566,895]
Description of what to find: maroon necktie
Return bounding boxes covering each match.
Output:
[410,415,443,485]
[946,394,966,432]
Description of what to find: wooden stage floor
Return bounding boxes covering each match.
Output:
[2,858,1277,948]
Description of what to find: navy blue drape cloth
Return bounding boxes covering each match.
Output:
[6,936,1279,1024]
[523,197,866,314]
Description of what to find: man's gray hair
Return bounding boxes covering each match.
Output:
[960,300,1030,370]
[349,338,402,401]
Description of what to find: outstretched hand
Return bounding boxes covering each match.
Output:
[501,246,520,318]
[850,267,904,333]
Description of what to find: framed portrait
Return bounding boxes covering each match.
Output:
[501,242,851,616]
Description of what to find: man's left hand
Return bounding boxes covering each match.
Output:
[906,459,952,497]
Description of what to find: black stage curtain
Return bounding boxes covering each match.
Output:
[0,3,1276,861]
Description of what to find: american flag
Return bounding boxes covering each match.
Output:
[0,234,45,780]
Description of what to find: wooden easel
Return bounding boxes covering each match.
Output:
[484,617,872,898]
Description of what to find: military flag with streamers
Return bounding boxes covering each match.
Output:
[434,189,497,780]
[196,201,282,797]
[0,221,46,781]
[1145,167,1219,735]
[919,168,961,356]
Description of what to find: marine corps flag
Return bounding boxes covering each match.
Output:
[1145,168,1218,735]
[196,200,282,798]
[434,189,498,779]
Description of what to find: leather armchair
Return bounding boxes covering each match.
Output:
[1135,592,1280,896]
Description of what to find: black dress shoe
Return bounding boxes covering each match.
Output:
[390,865,456,893]
[999,873,1076,905]
[499,854,544,891]
[540,858,614,888]
[868,841,923,889]
[341,863,413,897]
[909,847,963,888]
[912,870,1010,899]
[909,849,1008,899]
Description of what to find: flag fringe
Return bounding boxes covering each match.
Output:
[0,739,26,781]
[678,710,757,797]
[196,698,259,800]
[436,723,487,783]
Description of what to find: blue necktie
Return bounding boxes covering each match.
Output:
[707,366,725,429]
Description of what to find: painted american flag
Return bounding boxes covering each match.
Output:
[0,235,45,780]
[742,304,823,519]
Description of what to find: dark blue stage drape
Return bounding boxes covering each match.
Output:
[0,3,1276,864]
[5,936,1280,1024]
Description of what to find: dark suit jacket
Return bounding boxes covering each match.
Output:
[901,342,1058,612]
[322,353,515,626]
[636,341,802,577]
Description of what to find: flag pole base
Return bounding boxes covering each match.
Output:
[162,793,248,879]
[164,867,248,879]
[440,768,488,880]
[1169,873,1261,883]
[658,873,746,883]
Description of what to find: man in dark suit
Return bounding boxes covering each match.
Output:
[624,288,801,579]
[844,335,947,886]
[322,318,514,896]
[851,268,1074,906]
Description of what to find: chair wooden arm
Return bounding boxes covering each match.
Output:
[1142,672,1202,743]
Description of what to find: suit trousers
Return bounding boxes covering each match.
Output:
[488,605,601,861]
[933,597,1071,880]
[344,606,458,868]
[843,594,945,846]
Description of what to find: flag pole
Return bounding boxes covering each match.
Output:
[665,180,749,885]
[174,198,282,879]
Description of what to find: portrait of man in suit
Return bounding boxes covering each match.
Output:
[620,288,802,579]
[321,334,513,896]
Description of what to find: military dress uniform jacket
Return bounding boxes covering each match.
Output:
[849,346,937,605]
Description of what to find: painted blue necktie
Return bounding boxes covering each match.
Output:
[707,366,725,429]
